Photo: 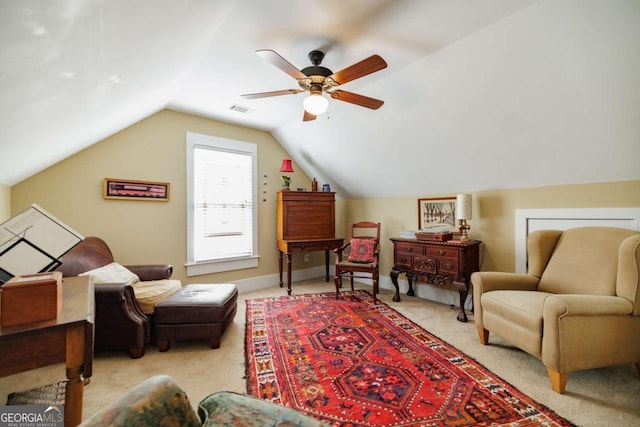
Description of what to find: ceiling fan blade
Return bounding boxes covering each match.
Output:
[241,89,304,99]
[328,55,387,86]
[329,90,384,110]
[256,49,307,80]
[303,110,317,121]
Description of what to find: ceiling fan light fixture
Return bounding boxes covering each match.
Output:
[303,93,328,115]
[244,49,387,121]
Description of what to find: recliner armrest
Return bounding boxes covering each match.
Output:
[94,282,135,302]
[543,294,634,318]
[92,282,149,357]
[125,264,173,281]
[471,271,539,294]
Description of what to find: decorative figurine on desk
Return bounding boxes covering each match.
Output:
[311,178,318,192]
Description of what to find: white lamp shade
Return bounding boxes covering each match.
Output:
[303,94,329,115]
[456,194,472,220]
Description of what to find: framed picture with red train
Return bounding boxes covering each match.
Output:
[103,178,170,201]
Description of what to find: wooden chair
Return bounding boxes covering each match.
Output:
[334,222,381,303]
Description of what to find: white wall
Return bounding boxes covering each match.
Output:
[0,184,9,221]
[275,0,640,199]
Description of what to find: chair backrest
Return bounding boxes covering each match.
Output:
[56,236,115,277]
[351,221,381,242]
[536,227,639,295]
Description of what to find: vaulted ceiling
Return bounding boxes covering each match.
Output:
[2,0,639,198]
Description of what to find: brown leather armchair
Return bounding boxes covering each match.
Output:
[56,236,174,359]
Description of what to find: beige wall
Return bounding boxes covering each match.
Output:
[0,184,9,221]
[343,180,640,277]
[10,109,640,288]
[11,109,316,284]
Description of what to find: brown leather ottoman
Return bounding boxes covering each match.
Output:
[154,283,238,351]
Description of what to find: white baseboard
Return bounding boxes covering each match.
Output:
[377,275,464,308]
[216,266,466,309]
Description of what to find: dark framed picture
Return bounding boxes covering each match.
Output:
[418,197,457,231]
[103,178,170,201]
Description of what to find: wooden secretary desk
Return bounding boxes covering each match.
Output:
[277,191,343,295]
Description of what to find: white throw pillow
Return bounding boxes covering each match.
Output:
[132,279,182,314]
[80,262,140,287]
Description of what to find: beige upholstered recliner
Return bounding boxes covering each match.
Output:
[471,226,640,393]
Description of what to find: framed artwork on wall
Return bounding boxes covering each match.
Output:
[103,178,170,201]
[0,203,84,283]
[418,197,457,231]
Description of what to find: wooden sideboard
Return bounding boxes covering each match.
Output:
[277,191,343,295]
[390,238,481,322]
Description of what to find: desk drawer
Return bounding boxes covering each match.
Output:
[286,241,338,252]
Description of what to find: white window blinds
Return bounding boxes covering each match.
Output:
[186,132,258,274]
[194,146,253,259]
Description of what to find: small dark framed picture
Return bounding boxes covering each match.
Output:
[418,197,457,231]
[103,178,170,201]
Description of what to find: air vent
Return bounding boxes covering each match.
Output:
[229,104,255,114]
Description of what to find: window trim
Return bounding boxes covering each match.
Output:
[186,132,258,276]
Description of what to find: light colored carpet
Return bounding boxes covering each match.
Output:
[1,280,639,426]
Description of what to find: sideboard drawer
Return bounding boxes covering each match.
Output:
[438,259,459,274]
[426,246,459,259]
[394,252,413,269]
[414,256,436,274]
[395,243,425,255]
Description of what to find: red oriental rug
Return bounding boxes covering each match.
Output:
[245,290,576,427]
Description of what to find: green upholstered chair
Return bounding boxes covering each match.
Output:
[79,375,327,427]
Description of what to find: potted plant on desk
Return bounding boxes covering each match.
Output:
[281,175,292,190]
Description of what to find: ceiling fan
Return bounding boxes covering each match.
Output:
[241,49,387,121]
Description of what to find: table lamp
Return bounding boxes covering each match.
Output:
[456,194,472,241]
[280,159,294,190]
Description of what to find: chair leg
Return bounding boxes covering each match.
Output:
[349,272,354,291]
[477,328,489,345]
[547,367,568,394]
[210,337,221,349]
[334,273,341,299]
[157,340,170,352]
[129,346,146,359]
[372,278,379,304]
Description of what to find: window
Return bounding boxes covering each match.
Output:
[186,132,258,276]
